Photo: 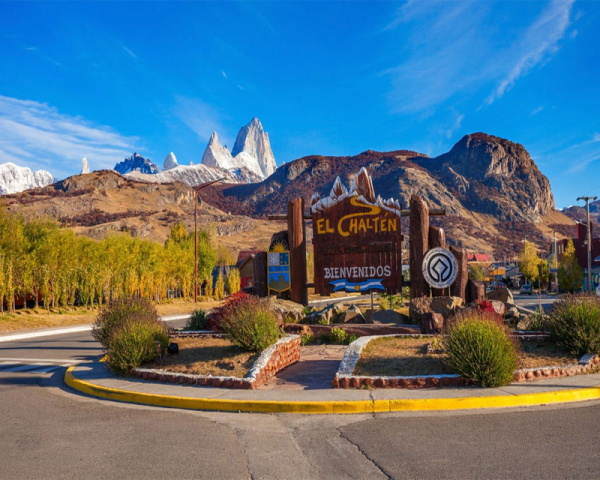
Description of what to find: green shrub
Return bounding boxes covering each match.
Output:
[220,296,281,352]
[300,332,314,346]
[92,296,159,349]
[185,309,208,330]
[324,327,358,345]
[105,318,169,374]
[443,310,519,387]
[546,294,600,356]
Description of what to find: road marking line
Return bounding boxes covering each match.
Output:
[0,357,78,364]
[1,364,45,373]
[0,314,190,344]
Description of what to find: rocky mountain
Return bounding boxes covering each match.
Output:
[114,153,159,175]
[562,200,600,238]
[0,162,54,194]
[125,162,261,187]
[231,117,277,177]
[163,152,178,171]
[201,118,276,179]
[199,133,573,257]
[0,170,276,248]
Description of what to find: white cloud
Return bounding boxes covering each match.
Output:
[445,113,465,139]
[485,0,574,105]
[384,0,575,114]
[0,95,139,178]
[221,70,227,79]
[530,106,545,116]
[122,45,138,59]
[172,96,231,145]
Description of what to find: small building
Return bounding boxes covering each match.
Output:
[235,250,262,290]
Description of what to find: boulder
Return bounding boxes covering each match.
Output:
[410,296,464,324]
[487,287,514,305]
[505,305,520,319]
[488,299,506,316]
[369,309,410,325]
[266,297,305,324]
[421,312,444,334]
[336,305,366,324]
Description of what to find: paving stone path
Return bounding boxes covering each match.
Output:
[258,345,346,390]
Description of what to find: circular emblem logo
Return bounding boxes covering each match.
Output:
[422,247,458,289]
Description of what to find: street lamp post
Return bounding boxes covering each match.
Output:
[193,178,225,303]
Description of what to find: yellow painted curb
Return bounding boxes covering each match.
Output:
[65,366,600,414]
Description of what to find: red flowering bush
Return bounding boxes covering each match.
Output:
[473,300,504,325]
[207,292,254,332]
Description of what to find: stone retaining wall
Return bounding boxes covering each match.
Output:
[134,334,301,389]
[334,334,600,389]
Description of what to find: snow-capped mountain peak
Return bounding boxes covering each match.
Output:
[232,117,277,177]
[163,152,178,171]
[114,153,159,175]
[0,162,54,194]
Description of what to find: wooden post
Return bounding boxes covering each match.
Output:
[287,198,308,306]
[409,195,430,299]
[428,226,446,297]
[252,252,268,298]
[450,245,468,302]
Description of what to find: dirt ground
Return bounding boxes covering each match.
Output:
[354,337,581,377]
[145,336,258,378]
[0,298,224,334]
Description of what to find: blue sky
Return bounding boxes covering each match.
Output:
[0,1,598,208]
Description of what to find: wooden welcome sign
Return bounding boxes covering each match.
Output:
[311,168,403,296]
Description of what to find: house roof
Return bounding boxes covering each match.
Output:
[236,250,262,268]
[468,253,491,262]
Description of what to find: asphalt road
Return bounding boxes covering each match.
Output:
[512,292,557,312]
[4,297,600,479]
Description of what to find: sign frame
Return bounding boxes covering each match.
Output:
[422,247,458,289]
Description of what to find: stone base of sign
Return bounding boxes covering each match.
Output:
[334,334,600,389]
[409,296,464,324]
[133,335,300,389]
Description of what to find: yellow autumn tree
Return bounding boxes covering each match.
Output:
[558,239,583,292]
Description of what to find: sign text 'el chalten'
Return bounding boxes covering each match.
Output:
[311,168,403,295]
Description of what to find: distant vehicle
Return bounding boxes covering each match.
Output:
[520,284,533,295]
[488,281,506,290]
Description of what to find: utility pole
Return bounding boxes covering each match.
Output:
[577,196,597,292]
[193,178,225,303]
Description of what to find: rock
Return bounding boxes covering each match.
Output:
[421,312,444,334]
[336,305,366,324]
[487,287,514,304]
[265,297,305,324]
[410,296,464,323]
[488,299,506,316]
[369,309,409,325]
[516,315,534,331]
[466,279,486,303]
[167,342,179,355]
[505,305,519,319]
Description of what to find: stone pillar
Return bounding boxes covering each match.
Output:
[409,195,430,299]
[450,245,468,302]
[428,226,446,297]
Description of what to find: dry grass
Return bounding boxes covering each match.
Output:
[0,298,225,334]
[354,337,582,377]
[144,336,258,377]
[519,342,580,369]
[354,337,451,376]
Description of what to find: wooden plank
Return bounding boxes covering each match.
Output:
[428,226,446,297]
[409,195,430,299]
[252,252,268,298]
[287,198,308,306]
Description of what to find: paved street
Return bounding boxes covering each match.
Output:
[512,292,557,312]
[2,318,600,479]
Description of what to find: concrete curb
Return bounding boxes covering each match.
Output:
[64,365,600,414]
